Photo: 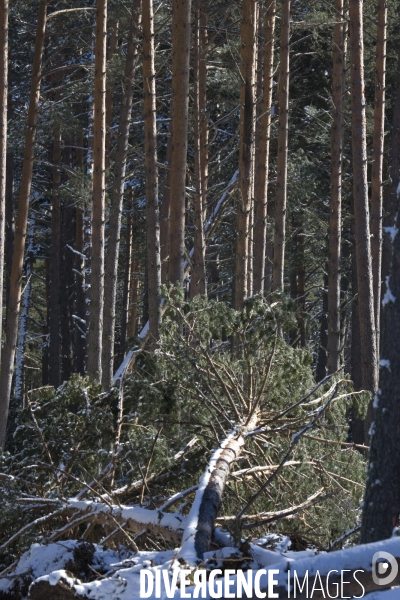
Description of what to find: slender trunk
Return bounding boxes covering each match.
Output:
[327,0,345,374]
[74,119,86,375]
[381,56,400,350]
[272,0,291,292]
[101,0,141,389]
[5,151,13,309]
[48,123,61,388]
[316,273,328,382]
[127,253,139,339]
[142,0,161,345]
[370,0,387,353]
[0,0,7,348]
[60,197,74,381]
[0,0,47,449]
[349,0,378,398]
[253,0,276,294]
[105,19,119,170]
[297,227,306,347]
[190,0,207,298]
[14,218,34,405]
[160,123,172,284]
[168,0,192,285]
[234,0,257,309]
[120,207,132,361]
[362,49,400,542]
[87,0,107,382]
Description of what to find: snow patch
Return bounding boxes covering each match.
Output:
[382,276,396,306]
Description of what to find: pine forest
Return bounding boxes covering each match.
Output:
[0,0,400,598]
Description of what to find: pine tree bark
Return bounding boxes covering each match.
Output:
[381,57,400,349]
[370,0,387,352]
[142,0,161,344]
[234,0,257,309]
[0,0,7,350]
[120,207,132,361]
[190,0,208,298]
[14,218,34,405]
[0,0,47,449]
[60,196,74,381]
[168,0,192,285]
[105,19,119,170]
[361,166,400,544]
[48,123,61,388]
[87,0,107,382]
[253,0,276,294]
[349,0,378,398]
[101,0,141,389]
[74,116,86,376]
[362,52,400,543]
[5,150,13,309]
[272,0,291,292]
[160,124,172,284]
[327,0,345,374]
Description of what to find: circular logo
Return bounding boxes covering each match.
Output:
[372,551,399,586]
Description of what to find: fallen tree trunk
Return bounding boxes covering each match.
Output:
[178,414,259,564]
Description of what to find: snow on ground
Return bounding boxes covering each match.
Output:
[2,535,400,599]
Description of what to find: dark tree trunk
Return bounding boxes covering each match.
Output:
[48,124,61,389]
[101,0,141,389]
[87,0,107,382]
[253,0,276,294]
[327,0,346,373]
[168,0,192,285]
[272,0,291,291]
[349,0,378,399]
[0,0,47,448]
[142,0,161,344]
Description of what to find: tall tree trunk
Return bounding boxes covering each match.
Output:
[234,0,257,309]
[362,49,400,544]
[316,274,328,382]
[101,0,141,389]
[142,0,161,344]
[14,217,34,405]
[272,0,291,292]
[0,0,7,349]
[0,0,47,449]
[105,18,119,170]
[160,123,172,284]
[297,226,306,347]
[253,0,276,294]
[349,0,378,399]
[120,206,132,361]
[74,119,86,376]
[48,123,61,389]
[60,197,74,381]
[87,0,107,382]
[370,0,387,353]
[190,0,208,298]
[327,0,345,374]
[5,150,13,310]
[381,56,400,349]
[168,0,192,285]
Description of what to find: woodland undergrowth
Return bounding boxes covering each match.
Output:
[0,293,367,573]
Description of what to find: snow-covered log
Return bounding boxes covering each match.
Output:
[65,499,185,543]
[178,415,259,564]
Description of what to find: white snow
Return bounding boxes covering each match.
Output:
[379,359,391,372]
[382,276,396,306]
[383,225,399,242]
